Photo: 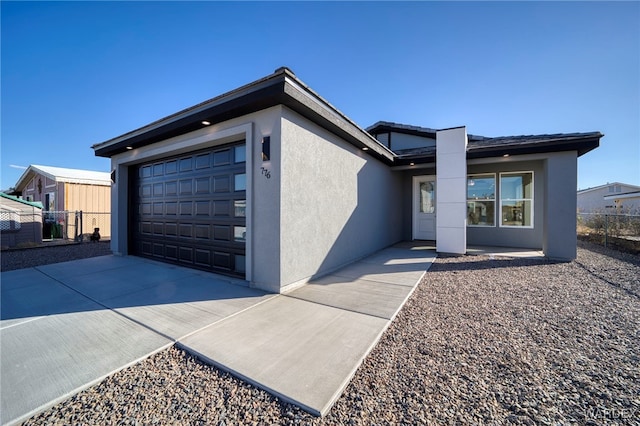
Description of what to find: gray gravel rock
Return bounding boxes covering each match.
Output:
[20,240,640,425]
[1,241,112,272]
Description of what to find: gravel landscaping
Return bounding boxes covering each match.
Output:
[18,241,640,425]
[1,241,112,272]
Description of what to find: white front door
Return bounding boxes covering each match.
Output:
[413,176,436,240]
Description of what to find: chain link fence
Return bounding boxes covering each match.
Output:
[1,210,111,248]
[43,211,111,242]
[0,210,23,231]
[78,212,111,242]
[577,212,640,254]
[0,209,43,248]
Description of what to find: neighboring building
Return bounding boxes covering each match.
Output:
[93,67,602,293]
[14,165,111,239]
[603,190,640,213]
[577,182,640,213]
[0,192,43,248]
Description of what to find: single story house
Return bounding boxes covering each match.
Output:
[93,67,602,293]
[15,165,112,240]
[603,190,640,213]
[577,182,640,213]
[0,192,43,248]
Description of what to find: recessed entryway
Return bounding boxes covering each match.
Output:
[412,175,436,240]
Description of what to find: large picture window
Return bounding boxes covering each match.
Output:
[467,174,495,226]
[500,172,533,227]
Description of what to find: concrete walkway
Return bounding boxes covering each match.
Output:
[1,243,435,424]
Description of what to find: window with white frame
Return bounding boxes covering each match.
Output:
[467,174,496,226]
[500,172,533,227]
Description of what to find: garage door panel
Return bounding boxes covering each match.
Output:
[214,252,232,270]
[195,201,210,216]
[213,150,230,166]
[165,181,178,195]
[179,202,193,215]
[131,141,246,277]
[213,176,230,193]
[213,200,230,216]
[195,153,211,169]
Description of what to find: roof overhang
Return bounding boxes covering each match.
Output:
[14,168,37,192]
[15,165,111,190]
[604,191,640,201]
[93,68,395,164]
[0,192,43,209]
[93,70,602,168]
[392,132,602,167]
[367,121,439,139]
[466,133,602,159]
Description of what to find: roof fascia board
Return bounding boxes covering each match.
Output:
[15,166,58,190]
[93,71,289,150]
[604,191,640,200]
[14,167,36,191]
[467,151,570,165]
[94,70,395,164]
[390,162,436,171]
[577,182,640,194]
[467,137,600,159]
[93,83,286,157]
[367,122,439,138]
[281,77,395,163]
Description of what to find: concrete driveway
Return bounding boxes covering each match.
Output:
[1,256,275,425]
[1,243,436,424]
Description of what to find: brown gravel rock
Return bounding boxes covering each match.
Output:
[21,242,640,425]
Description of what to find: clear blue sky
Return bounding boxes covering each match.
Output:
[2,1,638,191]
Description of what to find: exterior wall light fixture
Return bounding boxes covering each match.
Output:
[262,136,271,161]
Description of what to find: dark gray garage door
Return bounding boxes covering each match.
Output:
[130,141,246,276]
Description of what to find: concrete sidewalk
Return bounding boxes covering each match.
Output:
[1,243,435,424]
[180,242,436,415]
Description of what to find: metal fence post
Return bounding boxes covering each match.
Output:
[604,214,608,248]
[74,211,79,242]
[79,210,83,242]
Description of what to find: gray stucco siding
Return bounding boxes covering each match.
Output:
[109,107,284,291]
[542,151,578,260]
[279,107,403,290]
[466,160,544,250]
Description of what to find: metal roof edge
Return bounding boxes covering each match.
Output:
[93,67,395,163]
[579,182,640,194]
[15,165,111,190]
[604,190,640,200]
[0,192,44,209]
[282,77,395,162]
[92,68,292,152]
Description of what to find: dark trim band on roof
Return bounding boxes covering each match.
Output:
[392,132,602,167]
[93,68,396,164]
[93,69,602,166]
